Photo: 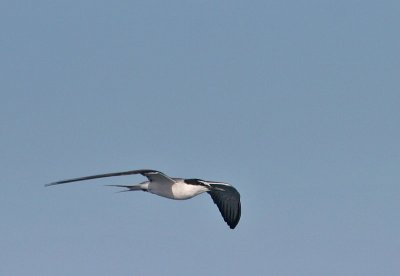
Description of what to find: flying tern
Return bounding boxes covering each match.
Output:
[46,169,241,229]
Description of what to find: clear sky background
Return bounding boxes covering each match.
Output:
[1,1,399,275]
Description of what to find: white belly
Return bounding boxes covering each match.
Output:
[172,182,209,200]
[148,181,209,200]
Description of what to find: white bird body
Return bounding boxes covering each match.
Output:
[46,169,241,229]
[167,180,209,200]
[134,179,209,200]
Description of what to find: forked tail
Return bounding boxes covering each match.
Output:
[106,184,148,192]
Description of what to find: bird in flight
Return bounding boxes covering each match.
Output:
[46,169,241,229]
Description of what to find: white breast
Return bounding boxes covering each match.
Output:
[171,181,209,200]
[148,180,209,200]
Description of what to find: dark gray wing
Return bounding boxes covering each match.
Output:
[45,169,173,186]
[208,184,241,229]
[139,170,176,184]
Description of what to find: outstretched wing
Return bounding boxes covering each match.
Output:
[45,169,175,186]
[208,183,241,229]
[139,170,176,184]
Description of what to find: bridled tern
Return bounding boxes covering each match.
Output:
[46,169,241,229]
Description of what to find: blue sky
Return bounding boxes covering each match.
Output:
[1,1,399,275]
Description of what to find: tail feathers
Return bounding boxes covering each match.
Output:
[106,184,146,192]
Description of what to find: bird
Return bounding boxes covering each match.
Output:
[46,169,241,229]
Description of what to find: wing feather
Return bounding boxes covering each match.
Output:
[45,169,171,186]
[208,184,241,229]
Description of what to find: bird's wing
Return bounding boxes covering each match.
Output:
[45,169,175,186]
[139,170,176,184]
[208,183,241,229]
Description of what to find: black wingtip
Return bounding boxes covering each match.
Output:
[207,184,241,229]
[45,182,57,187]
